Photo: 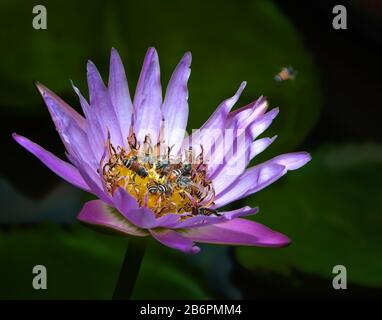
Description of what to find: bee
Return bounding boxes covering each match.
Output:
[122,155,148,178]
[167,163,192,182]
[156,159,170,173]
[176,176,192,188]
[274,66,297,82]
[147,180,173,195]
[154,146,177,174]
[192,206,222,216]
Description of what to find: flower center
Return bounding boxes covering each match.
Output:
[101,132,216,216]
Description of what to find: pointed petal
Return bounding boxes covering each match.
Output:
[35,82,92,161]
[162,52,191,154]
[77,200,148,236]
[183,82,246,154]
[12,133,91,192]
[213,152,311,208]
[33,86,97,172]
[227,95,268,124]
[35,82,86,130]
[150,229,200,254]
[108,48,134,143]
[268,152,312,170]
[71,82,105,161]
[248,107,279,140]
[226,96,268,130]
[213,163,287,208]
[87,60,123,147]
[250,136,277,159]
[133,48,162,144]
[201,82,246,130]
[67,153,112,205]
[183,218,290,247]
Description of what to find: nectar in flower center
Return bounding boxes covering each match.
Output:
[101,132,217,217]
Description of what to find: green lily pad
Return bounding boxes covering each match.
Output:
[0,224,210,299]
[236,143,382,287]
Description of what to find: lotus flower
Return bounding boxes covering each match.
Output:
[13,48,311,254]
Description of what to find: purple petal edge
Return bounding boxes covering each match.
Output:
[183,218,291,248]
[12,133,91,192]
[77,200,148,236]
[150,229,200,254]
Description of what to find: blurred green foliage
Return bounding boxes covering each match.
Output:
[0,0,322,154]
[0,224,211,299]
[236,143,382,287]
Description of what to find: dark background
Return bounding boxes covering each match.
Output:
[0,0,381,299]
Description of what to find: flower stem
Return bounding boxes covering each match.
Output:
[113,237,147,300]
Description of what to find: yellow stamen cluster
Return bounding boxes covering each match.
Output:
[101,135,215,216]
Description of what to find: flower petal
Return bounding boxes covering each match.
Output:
[35,82,92,161]
[167,206,259,229]
[182,82,246,155]
[112,188,158,229]
[12,133,91,192]
[248,107,279,140]
[213,163,287,208]
[213,152,311,208]
[67,153,112,205]
[183,218,290,247]
[211,136,277,195]
[112,188,182,229]
[150,229,200,254]
[201,81,246,130]
[133,48,162,144]
[71,82,105,161]
[162,52,191,155]
[226,96,268,126]
[206,99,275,181]
[108,48,134,143]
[268,152,312,170]
[250,136,277,159]
[35,82,86,130]
[77,200,148,236]
[87,60,124,147]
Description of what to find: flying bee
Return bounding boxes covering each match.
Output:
[122,155,148,178]
[274,66,297,82]
[192,206,222,216]
[147,180,173,195]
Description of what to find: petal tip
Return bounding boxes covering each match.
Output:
[182,51,192,65]
[87,59,97,72]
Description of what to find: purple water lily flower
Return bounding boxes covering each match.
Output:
[13,48,311,254]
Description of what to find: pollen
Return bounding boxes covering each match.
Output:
[101,133,216,216]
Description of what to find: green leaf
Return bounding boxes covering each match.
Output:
[236,143,382,287]
[0,224,210,299]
